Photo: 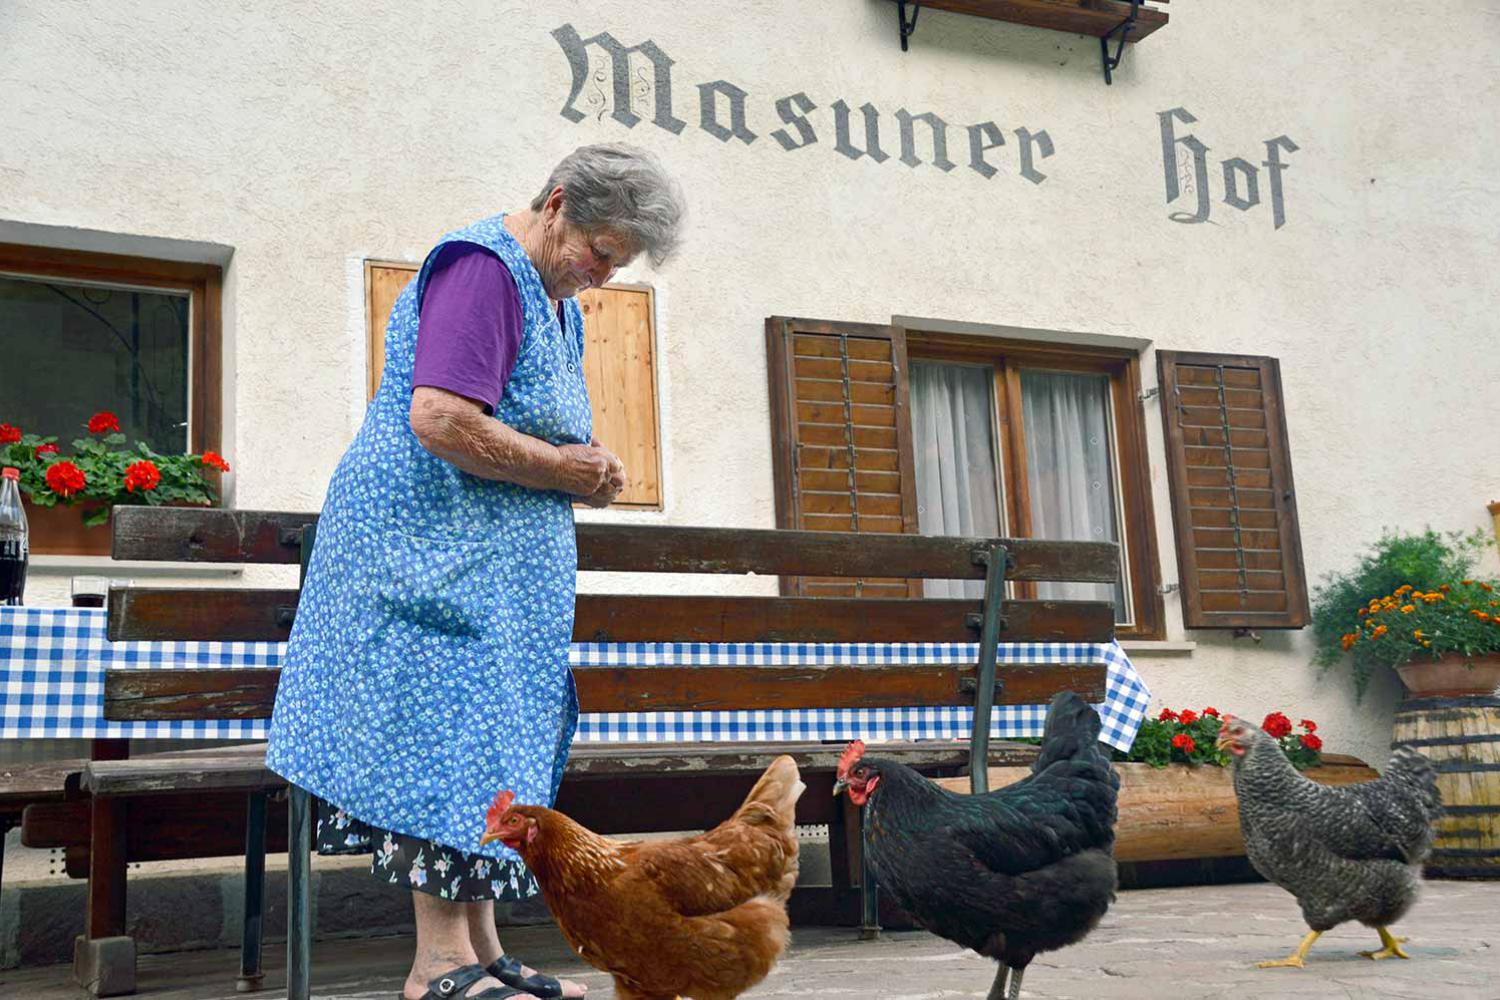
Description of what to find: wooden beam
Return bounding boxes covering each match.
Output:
[108,586,1116,645]
[110,508,1120,583]
[102,662,1109,720]
[916,0,1169,41]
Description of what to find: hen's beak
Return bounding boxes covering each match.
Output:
[833,778,848,798]
[479,829,502,847]
[1215,731,1235,753]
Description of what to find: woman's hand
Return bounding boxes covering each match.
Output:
[556,443,620,500]
[571,441,627,508]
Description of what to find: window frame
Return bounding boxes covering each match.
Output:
[0,242,223,456]
[906,332,1166,639]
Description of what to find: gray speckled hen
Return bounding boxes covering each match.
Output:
[1218,716,1442,969]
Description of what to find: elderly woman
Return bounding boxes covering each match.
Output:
[267,143,685,1000]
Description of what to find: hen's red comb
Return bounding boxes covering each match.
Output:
[837,740,866,780]
[487,789,516,827]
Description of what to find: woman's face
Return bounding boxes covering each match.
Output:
[533,187,638,300]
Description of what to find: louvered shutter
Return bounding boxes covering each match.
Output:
[765,317,921,597]
[1157,351,1309,628]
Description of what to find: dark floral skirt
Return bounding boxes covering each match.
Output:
[315,799,539,903]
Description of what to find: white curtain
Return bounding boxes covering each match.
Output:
[910,363,1001,599]
[1020,371,1126,617]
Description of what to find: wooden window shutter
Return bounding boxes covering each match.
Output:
[1157,351,1310,629]
[765,316,921,597]
[365,263,662,508]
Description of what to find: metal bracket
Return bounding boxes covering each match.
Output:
[1138,385,1160,403]
[1099,0,1142,85]
[896,1,921,51]
[964,611,1009,632]
[1158,582,1180,596]
[970,546,1017,572]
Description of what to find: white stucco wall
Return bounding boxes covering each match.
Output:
[3,1,1498,768]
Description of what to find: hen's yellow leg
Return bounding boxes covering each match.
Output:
[1359,926,1411,961]
[1258,929,1321,969]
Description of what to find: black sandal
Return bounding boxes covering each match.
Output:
[405,964,528,999]
[488,955,580,998]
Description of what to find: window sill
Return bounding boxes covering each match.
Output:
[1119,639,1197,654]
[28,554,245,580]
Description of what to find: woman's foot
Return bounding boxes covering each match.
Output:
[487,954,587,998]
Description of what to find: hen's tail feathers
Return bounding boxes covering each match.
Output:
[1386,745,1444,822]
[1032,691,1109,774]
[738,755,806,829]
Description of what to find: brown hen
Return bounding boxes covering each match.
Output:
[482,755,804,1000]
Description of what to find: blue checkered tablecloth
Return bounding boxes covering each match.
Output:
[1,607,1150,750]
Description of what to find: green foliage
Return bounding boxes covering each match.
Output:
[1310,529,1497,697]
[0,416,225,527]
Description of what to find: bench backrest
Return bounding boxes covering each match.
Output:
[103,507,1117,724]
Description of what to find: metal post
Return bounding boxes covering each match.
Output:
[237,790,267,993]
[287,788,311,1000]
[858,802,881,940]
[969,544,1009,795]
[287,524,316,1000]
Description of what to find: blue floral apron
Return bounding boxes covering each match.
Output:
[267,214,590,861]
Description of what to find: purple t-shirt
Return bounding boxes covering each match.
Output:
[412,243,525,414]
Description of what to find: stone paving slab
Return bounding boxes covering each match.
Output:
[2,881,1496,999]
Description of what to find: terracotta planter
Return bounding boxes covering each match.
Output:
[939,755,1379,863]
[22,499,111,556]
[1396,653,1500,698]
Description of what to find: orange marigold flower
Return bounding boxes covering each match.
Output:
[1341,634,1356,651]
[1373,625,1389,638]
[1413,629,1425,640]
[1461,580,1474,587]
[1482,583,1495,593]
[1422,640,1433,647]
[1395,584,1411,595]
[1400,604,1416,614]
[1357,608,1368,617]
[1441,584,1453,593]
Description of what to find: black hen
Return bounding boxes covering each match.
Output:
[836,691,1119,1000]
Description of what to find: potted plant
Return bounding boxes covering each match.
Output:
[944,708,1378,864]
[1311,529,1500,698]
[0,412,230,556]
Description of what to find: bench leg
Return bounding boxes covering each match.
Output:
[237,790,268,993]
[287,785,312,1000]
[76,795,134,996]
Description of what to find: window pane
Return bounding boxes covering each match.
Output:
[910,362,1001,599]
[0,274,190,452]
[1020,370,1127,619]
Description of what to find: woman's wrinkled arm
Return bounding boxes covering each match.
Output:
[409,386,619,500]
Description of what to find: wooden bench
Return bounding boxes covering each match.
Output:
[88,506,1117,998]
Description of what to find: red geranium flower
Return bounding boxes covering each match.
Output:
[1262,712,1293,739]
[87,411,121,434]
[1300,733,1323,751]
[0,423,20,445]
[45,461,86,498]
[1179,710,1199,726]
[34,443,59,457]
[123,460,161,493]
[1171,733,1196,753]
[1158,708,1178,722]
[200,450,230,473]
[1203,707,1220,717]
[1300,719,1317,733]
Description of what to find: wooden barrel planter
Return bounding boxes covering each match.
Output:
[1394,695,1500,880]
[942,754,1380,864]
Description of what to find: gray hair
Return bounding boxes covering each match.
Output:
[531,142,687,267]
